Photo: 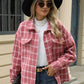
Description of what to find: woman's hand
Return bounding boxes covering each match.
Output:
[42,65,55,76]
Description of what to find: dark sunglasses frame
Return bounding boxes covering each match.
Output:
[37,1,52,8]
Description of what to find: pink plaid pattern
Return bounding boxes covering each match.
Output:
[10,20,76,84]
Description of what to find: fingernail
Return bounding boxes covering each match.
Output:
[43,67,46,69]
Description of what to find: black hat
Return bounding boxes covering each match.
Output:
[22,0,63,16]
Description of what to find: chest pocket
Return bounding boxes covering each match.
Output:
[21,37,32,46]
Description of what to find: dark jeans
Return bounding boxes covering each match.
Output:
[35,67,58,84]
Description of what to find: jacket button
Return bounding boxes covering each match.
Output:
[45,42,47,44]
[47,52,49,55]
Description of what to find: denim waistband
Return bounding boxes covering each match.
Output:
[36,65,48,68]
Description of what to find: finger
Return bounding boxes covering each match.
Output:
[47,69,51,75]
[50,73,54,76]
[47,70,54,76]
[47,69,54,76]
[42,65,49,70]
[47,72,52,76]
[47,71,51,76]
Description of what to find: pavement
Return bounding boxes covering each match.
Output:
[64,65,84,84]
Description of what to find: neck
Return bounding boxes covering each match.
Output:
[36,15,46,21]
[34,17,48,27]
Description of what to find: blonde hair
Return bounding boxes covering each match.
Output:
[29,0,62,42]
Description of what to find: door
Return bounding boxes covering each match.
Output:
[71,0,80,65]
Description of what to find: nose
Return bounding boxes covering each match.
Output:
[43,2,47,8]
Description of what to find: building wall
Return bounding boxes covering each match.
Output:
[78,0,84,65]
[0,35,14,84]
[58,0,72,32]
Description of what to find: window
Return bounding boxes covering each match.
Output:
[0,0,24,34]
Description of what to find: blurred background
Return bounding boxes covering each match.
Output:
[0,0,84,84]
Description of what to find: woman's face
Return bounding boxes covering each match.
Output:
[35,0,52,20]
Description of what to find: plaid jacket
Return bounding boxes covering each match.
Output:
[10,19,76,84]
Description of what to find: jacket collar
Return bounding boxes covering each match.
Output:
[27,19,51,32]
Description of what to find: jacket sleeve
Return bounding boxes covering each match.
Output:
[51,22,76,73]
[10,23,22,83]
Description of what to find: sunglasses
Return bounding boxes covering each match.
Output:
[37,1,52,8]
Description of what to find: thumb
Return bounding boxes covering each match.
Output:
[42,65,49,70]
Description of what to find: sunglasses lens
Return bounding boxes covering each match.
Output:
[38,2,44,7]
[47,2,52,8]
[38,1,52,8]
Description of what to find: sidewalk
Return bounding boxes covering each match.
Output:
[64,66,84,84]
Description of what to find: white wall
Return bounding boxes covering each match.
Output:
[59,0,72,32]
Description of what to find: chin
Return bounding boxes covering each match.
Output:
[42,15,47,17]
[41,14,48,17]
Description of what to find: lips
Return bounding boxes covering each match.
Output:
[42,10,48,12]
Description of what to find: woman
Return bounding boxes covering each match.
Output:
[10,0,76,84]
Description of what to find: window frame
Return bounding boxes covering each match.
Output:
[0,0,24,35]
